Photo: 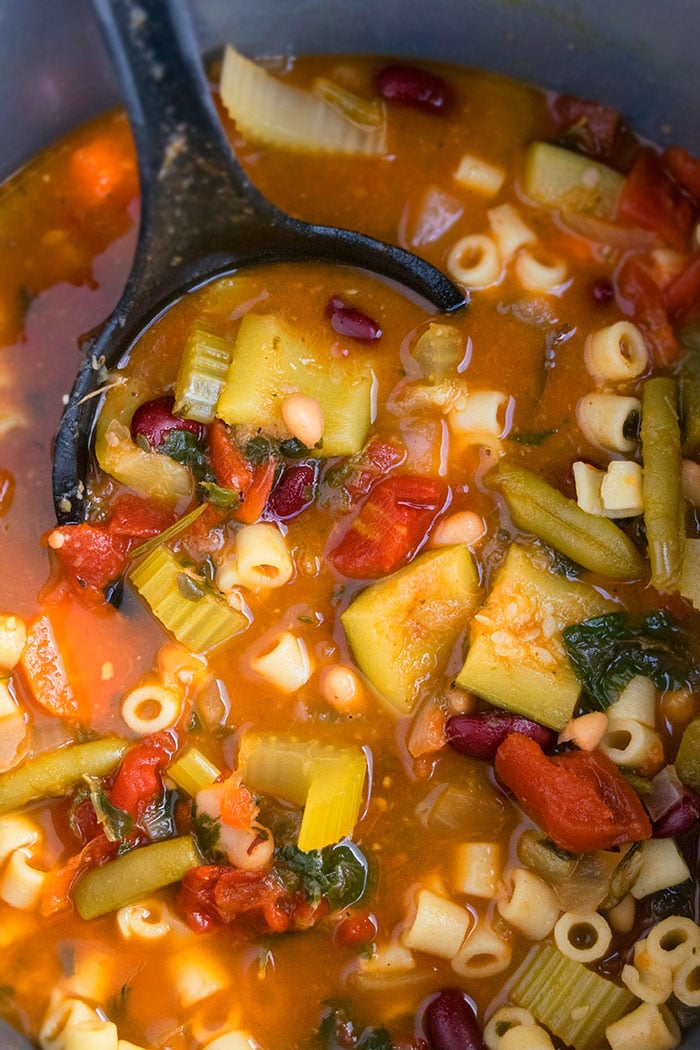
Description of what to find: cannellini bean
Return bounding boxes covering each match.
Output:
[558,711,608,751]
[0,614,26,672]
[281,393,325,448]
[431,510,486,547]
[319,663,363,712]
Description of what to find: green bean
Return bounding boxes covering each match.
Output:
[491,463,646,579]
[74,835,203,920]
[0,736,130,814]
[641,377,684,591]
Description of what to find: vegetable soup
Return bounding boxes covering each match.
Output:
[0,45,699,1050]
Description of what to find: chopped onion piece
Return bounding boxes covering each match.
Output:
[311,77,385,129]
[220,46,387,155]
[646,764,686,822]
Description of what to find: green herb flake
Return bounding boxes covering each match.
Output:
[176,572,207,602]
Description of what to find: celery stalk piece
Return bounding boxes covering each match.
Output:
[73,835,202,920]
[456,545,613,730]
[641,377,685,592]
[131,545,248,653]
[167,747,221,796]
[216,313,373,457]
[510,943,635,1050]
[492,463,646,579]
[174,327,232,423]
[94,376,193,506]
[524,141,625,219]
[0,737,130,814]
[341,545,480,715]
[220,46,386,155]
[239,733,367,852]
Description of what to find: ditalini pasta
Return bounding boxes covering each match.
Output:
[0,40,697,1050]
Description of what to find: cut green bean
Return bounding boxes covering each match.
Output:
[167,746,221,797]
[491,463,646,579]
[0,737,130,814]
[73,835,202,920]
[641,377,685,591]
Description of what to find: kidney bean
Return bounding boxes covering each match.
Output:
[590,277,614,305]
[652,785,700,838]
[375,63,451,112]
[130,396,204,449]
[326,297,382,342]
[445,710,556,760]
[423,989,486,1050]
[266,463,317,519]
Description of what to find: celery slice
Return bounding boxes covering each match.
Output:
[510,943,635,1050]
[524,142,624,219]
[174,327,232,423]
[216,313,373,457]
[239,733,367,852]
[131,546,248,653]
[167,747,221,796]
[220,45,386,155]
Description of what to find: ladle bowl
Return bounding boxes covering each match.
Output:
[51,0,466,525]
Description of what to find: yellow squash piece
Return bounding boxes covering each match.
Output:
[524,141,625,220]
[216,313,373,456]
[341,545,480,715]
[456,545,613,730]
[239,733,367,853]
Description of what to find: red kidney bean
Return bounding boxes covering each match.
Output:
[423,989,486,1050]
[326,297,382,342]
[130,396,204,449]
[445,710,556,760]
[652,785,700,838]
[266,463,317,519]
[590,277,614,305]
[375,63,452,112]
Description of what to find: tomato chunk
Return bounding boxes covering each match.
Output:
[495,733,652,852]
[235,458,277,524]
[177,865,294,934]
[329,474,447,578]
[619,147,695,251]
[108,732,176,821]
[208,419,253,494]
[663,145,700,204]
[615,253,678,366]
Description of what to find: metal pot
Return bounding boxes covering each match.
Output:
[0,2,698,1048]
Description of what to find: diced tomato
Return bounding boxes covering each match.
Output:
[343,439,406,505]
[220,774,258,829]
[20,614,78,717]
[46,524,130,605]
[329,474,447,579]
[619,148,695,251]
[234,458,276,524]
[177,865,294,934]
[663,255,700,324]
[334,909,378,948]
[495,733,652,852]
[67,133,138,210]
[208,420,253,495]
[108,732,176,821]
[663,145,700,204]
[107,494,174,537]
[615,253,679,366]
[550,94,622,161]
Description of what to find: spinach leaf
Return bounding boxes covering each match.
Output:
[562,610,693,709]
[159,429,214,483]
[198,480,240,511]
[275,841,368,910]
[313,1006,392,1050]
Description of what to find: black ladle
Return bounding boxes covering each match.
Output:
[52,0,467,525]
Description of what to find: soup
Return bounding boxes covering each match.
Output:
[0,45,698,1050]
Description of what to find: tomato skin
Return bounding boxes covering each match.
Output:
[663,255,700,324]
[550,94,622,160]
[177,865,294,934]
[619,148,695,251]
[615,253,679,366]
[208,419,253,494]
[108,732,176,821]
[107,494,174,537]
[329,474,448,579]
[495,733,652,852]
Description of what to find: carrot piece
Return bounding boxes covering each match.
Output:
[234,459,276,524]
[220,773,258,828]
[68,132,138,209]
[209,419,253,494]
[20,615,77,717]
